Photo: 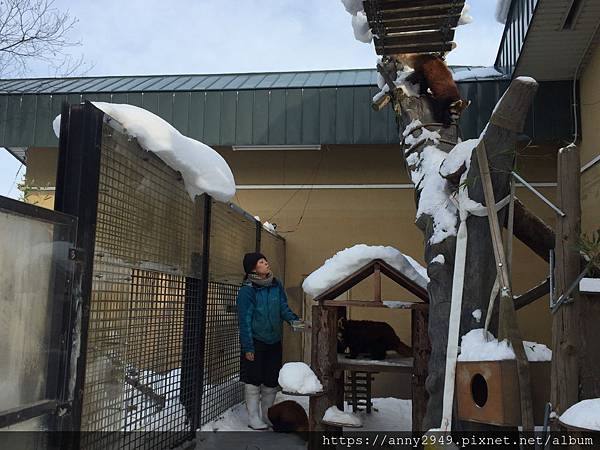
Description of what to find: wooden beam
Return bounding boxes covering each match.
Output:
[374,262,382,302]
[321,299,427,309]
[378,30,450,46]
[365,0,464,12]
[412,307,430,433]
[512,198,555,262]
[375,41,455,55]
[309,306,342,433]
[513,277,550,310]
[551,144,582,420]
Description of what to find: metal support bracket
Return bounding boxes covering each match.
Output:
[551,264,590,314]
[511,171,566,217]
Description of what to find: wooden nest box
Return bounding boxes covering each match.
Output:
[456,360,551,426]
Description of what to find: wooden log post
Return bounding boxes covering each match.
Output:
[551,144,582,419]
[389,76,538,430]
[411,306,430,433]
[309,304,343,448]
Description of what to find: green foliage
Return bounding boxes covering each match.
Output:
[578,228,600,271]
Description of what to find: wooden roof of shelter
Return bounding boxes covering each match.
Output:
[313,258,429,304]
[363,0,465,56]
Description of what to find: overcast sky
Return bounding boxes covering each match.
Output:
[1,0,504,198]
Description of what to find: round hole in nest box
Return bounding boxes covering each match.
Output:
[471,373,488,408]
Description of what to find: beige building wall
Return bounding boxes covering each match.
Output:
[24,137,558,398]
[580,42,600,236]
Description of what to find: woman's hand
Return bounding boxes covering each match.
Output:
[245,352,255,361]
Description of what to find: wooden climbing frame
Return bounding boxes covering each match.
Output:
[308,259,430,436]
[364,0,465,55]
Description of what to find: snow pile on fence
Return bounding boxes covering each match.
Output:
[559,398,600,431]
[53,103,236,202]
[278,362,323,394]
[302,244,429,298]
[323,406,362,427]
[496,0,512,24]
[457,328,552,362]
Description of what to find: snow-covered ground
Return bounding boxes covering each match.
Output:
[200,391,411,433]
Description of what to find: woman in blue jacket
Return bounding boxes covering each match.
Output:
[237,252,301,430]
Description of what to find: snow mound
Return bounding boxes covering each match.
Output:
[323,406,362,427]
[560,398,600,431]
[458,329,552,362]
[53,103,236,202]
[302,244,429,298]
[278,362,323,394]
[496,0,512,24]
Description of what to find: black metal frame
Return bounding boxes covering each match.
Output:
[54,101,104,448]
[0,195,77,434]
[494,0,539,76]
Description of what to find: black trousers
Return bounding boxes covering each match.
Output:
[240,339,282,387]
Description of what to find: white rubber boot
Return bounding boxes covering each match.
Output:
[260,385,278,426]
[244,384,268,430]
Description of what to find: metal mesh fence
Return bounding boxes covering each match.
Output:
[81,123,203,450]
[72,111,286,448]
[260,228,286,284]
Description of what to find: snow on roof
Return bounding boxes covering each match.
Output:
[53,103,236,202]
[560,398,600,431]
[457,328,552,362]
[302,244,429,298]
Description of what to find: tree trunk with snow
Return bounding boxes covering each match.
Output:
[391,78,538,430]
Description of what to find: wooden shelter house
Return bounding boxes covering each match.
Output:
[309,258,430,432]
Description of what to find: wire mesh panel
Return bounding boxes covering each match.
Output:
[260,228,286,284]
[200,282,244,425]
[80,121,205,450]
[201,201,258,425]
[209,200,257,284]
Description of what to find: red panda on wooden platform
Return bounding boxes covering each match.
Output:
[393,53,470,125]
[268,400,309,441]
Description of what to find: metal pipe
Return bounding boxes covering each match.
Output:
[511,171,566,217]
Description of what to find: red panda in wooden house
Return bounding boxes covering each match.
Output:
[393,53,470,126]
[267,400,309,441]
[337,317,412,360]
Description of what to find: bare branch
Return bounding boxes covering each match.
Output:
[0,0,84,77]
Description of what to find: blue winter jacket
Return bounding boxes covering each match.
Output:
[236,278,299,353]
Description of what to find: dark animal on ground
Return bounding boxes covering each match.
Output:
[393,53,470,125]
[268,400,309,441]
[337,317,412,360]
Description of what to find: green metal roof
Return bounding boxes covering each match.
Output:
[0,68,571,152]
[0,67,499,94]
